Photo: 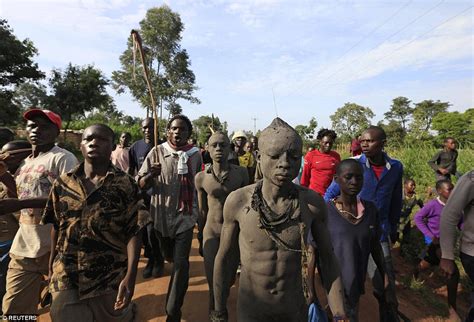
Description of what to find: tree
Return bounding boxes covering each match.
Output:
[112,6,199,122]
[48,63,111,135]
[384,96,413,131]
[295,117,318,149]
[330,102,374,141]
[377,120,406,147]
[0,19,44,125]
[192,115,224,145]
[432,109,473,145]
[411,100,449,135]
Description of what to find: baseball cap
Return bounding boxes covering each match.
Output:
[23,109,62,130]
[232,130,247,141]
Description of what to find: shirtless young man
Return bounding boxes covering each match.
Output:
[195,132,249,311]
[212,118,346,322]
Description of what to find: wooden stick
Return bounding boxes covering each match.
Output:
[131,30,159,156]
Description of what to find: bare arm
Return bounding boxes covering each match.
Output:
[309,194,346,316]
[0,198,48,215]
[115,231,142,310]
[195,173,208,256]
[213,192,240,317]
[306,244,317,304]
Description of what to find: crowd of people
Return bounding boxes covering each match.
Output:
[0,108,472,322]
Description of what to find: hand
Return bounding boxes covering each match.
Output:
[440,258,456,278]
[114,275,134,310]
[149,163,161,177]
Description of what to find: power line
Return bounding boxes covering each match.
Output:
[310,0,445,90]
[323,4,473,89]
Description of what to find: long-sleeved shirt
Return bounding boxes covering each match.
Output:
[300,150,340,196]
[427,149,458,175]
[414,198,444,240]
[440,170,474,259]
[324,153,403,242]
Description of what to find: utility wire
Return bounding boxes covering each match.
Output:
[323,4,473,89]
[310,0,445,90]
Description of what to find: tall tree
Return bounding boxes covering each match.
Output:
[384,96,413,131]
[377,120,406,147]
[48,63,111,135]
[0,19,44,125]
[112,6,199,120]
[330,102,374,141]
[411,100,449,134]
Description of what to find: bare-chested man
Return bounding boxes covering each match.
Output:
[212,118,346,322]
[195,132,249,312]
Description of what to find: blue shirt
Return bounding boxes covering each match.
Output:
[324,153,403,242]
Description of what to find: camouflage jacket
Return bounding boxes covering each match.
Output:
[42,162,151,299]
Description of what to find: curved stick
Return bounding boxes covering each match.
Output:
[131,30,160,155]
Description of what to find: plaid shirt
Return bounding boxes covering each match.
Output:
[41,162,151,300]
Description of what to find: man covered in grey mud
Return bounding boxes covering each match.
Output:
[195,132,249,312]
[212,118,346,322]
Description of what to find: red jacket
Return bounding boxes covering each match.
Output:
[301,150,341,196]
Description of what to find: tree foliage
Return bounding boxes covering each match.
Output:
[0,19,44,125]
[410,100,449,136]
[192,115,224,146]
[48,63,111,134]
[432,109,473,145]
[330,102,374,141]
[378,120,406,147]
[295,117,318,149]
[384,96,413,131]
[112,5,199,121]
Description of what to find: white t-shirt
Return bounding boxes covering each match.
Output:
[11,145,78,258]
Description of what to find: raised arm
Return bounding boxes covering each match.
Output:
[212,191,241,321]
[309,194,346,316]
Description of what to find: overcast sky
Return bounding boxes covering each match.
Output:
[1,0,472,133]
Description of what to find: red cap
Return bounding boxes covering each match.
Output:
[23,109,62,130]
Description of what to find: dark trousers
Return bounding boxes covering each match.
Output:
[461,252,474,322]
[144,224,164,266]
[155,227,194,322]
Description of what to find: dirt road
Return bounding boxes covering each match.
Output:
[39,232,469,321]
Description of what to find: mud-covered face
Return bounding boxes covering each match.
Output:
[259,132,302,187]
[208,133,230,163]
[81,125,114,163]
[335,164,364,197]
[167,119,190,147]
[26,116,58,147]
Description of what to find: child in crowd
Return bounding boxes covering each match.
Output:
[397,179,424,252]
[414,179,460,318]
[428,137,458,182]
[308,159,394,321]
